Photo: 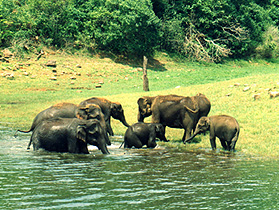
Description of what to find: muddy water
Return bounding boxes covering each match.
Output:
[1,125,278,209]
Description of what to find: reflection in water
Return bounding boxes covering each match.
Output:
[0,127,279,209]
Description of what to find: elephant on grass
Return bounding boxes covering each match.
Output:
[184,115,240,151]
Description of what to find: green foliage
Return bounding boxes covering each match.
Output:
[82,0,161,57]
[1,0,279,60]
[255,25,279,58]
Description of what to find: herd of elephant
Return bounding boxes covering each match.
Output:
[15,94,240,155]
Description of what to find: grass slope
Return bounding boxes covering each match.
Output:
[1,51,278,158]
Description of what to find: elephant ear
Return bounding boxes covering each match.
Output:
[76,125,87,143]
[205,117,210,127]
[76,106,88,120]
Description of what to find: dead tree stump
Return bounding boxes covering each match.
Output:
[143,56,149,91]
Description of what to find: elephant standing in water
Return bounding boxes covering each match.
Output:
[15,102,110,149]
[79,97,130,136]
[184,115,240,151]
[31,118,110,154]
[122,122,168,148]
[150,95,199,142]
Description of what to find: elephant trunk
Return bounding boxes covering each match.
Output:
[99,143,110,154]
[184,132,199,144]
[120,116,130,127]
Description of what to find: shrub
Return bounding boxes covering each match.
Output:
[255,25,279,58]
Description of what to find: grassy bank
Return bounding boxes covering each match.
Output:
[1,51,278,158]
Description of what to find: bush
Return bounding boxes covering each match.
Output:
[255,26,279,58]
[82,0,162,57]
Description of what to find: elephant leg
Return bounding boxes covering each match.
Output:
[124,134,143,149]
[27,138,32,150]
[230,141,237,151]
[182,126,192,142]
[210,136,217,150]
[106,121,114,136]
[219,139,228,150]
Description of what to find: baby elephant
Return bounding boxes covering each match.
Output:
[122,123,168,148]
[184,115,240,151]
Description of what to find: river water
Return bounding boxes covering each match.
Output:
[1,125,278,209]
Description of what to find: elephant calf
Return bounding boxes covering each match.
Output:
[122,123,168,149]
[184,115,240,151]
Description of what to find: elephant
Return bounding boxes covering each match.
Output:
[137,93,211,127]
[31,118,110,154]
[79,97,130,136]
[150,95,199,142]
[184,115,240,151]
[137,96,156,122]
[121,122,168,148]
[15,102,110,149]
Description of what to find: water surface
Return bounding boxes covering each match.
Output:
[0,126,278,209]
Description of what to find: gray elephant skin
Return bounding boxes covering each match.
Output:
[15,102,110,149]
[184,115,240,151]
[123,122,168,148]
[80,97,130,136]
[31,118,110,154]
[137,96,156,122]
[150,94,200,142]
[137,93,211,125]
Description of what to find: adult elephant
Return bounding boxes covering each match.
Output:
[15,102,110,149]
[79,97,130,136]
[137,93,211,130]
[151,95,199,142]
[137,96,156,122]
[31,118,110,154]
[121,122,168,149]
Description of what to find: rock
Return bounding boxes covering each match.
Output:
[76,64,82,68]
[46,60,57,67]
[253,94,260,100]
[70,76,76,80]
[3,49,13,58]
[226,93,232,97]
[243,87,250,92]
[269,91,279,98]
[95,84,102,88]
[5,73,15,79]
[234,83,240,86]
[49,77,57,80]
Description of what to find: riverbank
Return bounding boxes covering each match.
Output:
[1,51,278,158]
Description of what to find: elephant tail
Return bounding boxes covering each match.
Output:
[14,128,33,137]
[119,141,125,148]
[184,97,199,114]
[184,104,199,114]
[230,127,240,150]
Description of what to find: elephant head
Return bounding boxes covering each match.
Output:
[137,96,155,122]
[110,102,130,127]
[76,119,110,154]
[76,104,111,145]
[154,123,167,142]
[184,116,209,143]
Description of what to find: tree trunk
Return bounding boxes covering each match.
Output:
[143,56,149,91]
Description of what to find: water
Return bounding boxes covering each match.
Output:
[1,125,279,209]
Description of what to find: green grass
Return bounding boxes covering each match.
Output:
[1,51,279,158]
